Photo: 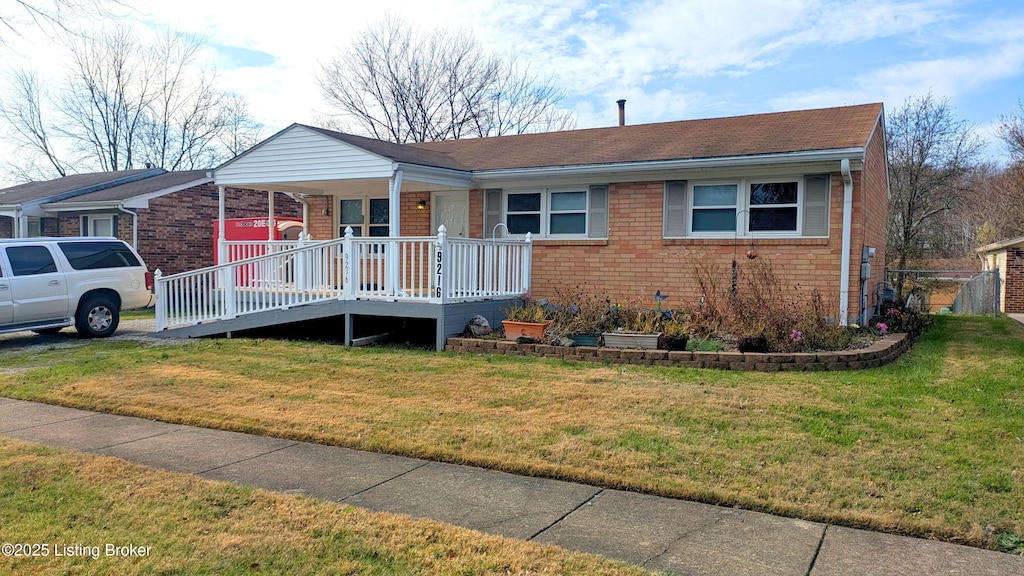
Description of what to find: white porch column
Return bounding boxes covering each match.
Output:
[387,169,404,297]
[217,186,226,265]
[267,190,275,241]
[388,169,403,236]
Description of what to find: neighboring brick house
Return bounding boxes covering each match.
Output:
[978,235,1024,313]
[0,169,301,276]
[210,103,890,324]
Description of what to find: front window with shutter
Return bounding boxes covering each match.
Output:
[488,186,608,239]
[663,175,830,238]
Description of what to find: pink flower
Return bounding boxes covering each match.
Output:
[877,322,889,335]
[790,329,803,342]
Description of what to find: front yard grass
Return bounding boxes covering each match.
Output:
[0,438,647,575]
[1,315,1022,551]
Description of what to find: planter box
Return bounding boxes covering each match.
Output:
[502,320,551,341]
[602,332,661,349]
[569,333,601,347]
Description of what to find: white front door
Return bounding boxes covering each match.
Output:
[432,191,469,238]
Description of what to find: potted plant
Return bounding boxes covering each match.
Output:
[501,295,552,341]
[602,304,662,349]
[559,292,611,346]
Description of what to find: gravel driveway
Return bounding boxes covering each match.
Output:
[0,318,181,357]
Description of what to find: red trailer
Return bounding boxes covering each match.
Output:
[213,217,303,265]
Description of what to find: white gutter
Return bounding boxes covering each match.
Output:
[472,148,867,184]
[839,159,854,326]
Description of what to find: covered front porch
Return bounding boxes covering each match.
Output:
[153,124,529,348]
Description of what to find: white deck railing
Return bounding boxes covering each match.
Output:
[155,226,531,331]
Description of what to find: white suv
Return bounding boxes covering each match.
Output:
[0,238,153,338]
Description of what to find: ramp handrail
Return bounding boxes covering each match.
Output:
[155,227,531,330]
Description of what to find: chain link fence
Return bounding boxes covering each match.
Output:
[884,269,1000,317]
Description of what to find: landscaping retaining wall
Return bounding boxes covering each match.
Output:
[445,333,911,371]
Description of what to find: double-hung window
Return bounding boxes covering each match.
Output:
[664,175,829,238]
[749,181,799,232]
[506,193,542,235]
[339,197,389,237]
[495,187,607,239]
[691,184,738,233]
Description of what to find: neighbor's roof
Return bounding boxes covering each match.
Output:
[52,170,210,203]
[976,234,1024,253]
[304,103,884,173]
[0,169,163,205]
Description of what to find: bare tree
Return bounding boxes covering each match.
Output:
[0,68,68,176]
[317,15,574,143]
[0,22,262,181]
[58,23,151,171]
[138,29,227,170]
[999,100,1024,162]
[925,163,1024,257]
[217,92,263,156]
[0,0,116,44]
[885,93,984,297]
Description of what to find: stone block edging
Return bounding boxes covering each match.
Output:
[444,333,911,371]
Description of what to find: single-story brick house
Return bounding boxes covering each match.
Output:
[0,169,301,275]
[204,102,889,326]
[977,235,1024,313]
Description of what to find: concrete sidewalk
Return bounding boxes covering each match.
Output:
[1,397,1020,575]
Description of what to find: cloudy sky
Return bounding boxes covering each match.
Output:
[3,0,1023,172]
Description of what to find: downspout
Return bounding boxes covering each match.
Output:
[283,193,310,238]
[117,203,139,249]
[839,159,854,326]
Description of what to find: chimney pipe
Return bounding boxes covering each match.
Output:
[617,99,626,126]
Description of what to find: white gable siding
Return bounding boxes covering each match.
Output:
[214,126,394,185]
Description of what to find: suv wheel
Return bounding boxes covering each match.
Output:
[76,296,119,338]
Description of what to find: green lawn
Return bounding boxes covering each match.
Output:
[1,315,1022,553]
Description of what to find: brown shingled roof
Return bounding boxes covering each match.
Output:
[0,169,158,204]
[302,126,471,171]
[407,103,884,171]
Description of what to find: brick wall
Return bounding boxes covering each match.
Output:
[858,126,889,320]
[401,192,431,236]
[455,168,883,321]
[511,176,859,318]
[1006,248,1024,313]
[0,216,58,237]
[135,185,301,275]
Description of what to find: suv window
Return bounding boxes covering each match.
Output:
[5,246,58,276]
[58,241,141,270]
